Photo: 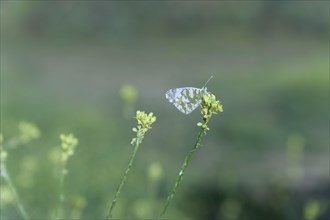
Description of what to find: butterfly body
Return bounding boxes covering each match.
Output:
[165,87,208,114]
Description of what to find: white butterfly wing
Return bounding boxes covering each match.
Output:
[165,87,205,114]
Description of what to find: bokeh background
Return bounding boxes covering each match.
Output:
[1,1,329,219]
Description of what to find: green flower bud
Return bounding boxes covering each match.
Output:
[148,162,163,182]
[120,85,138,105]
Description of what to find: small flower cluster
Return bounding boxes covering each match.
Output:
[131,111,156,145]
[197,93,223,131]
[59,134,78,167]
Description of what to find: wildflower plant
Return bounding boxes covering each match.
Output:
[0,122,41,220]
[0,144,30,219]
[131,111,156,145]
[54,133,79,219]
[159,91,223,218]
[197,93,224,131]
[107,110,156,219]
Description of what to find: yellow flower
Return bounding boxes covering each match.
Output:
[131,111,156,145]
[136,111,156,130]
[197,93,223,131]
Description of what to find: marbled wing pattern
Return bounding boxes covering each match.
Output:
[165,87,207,114]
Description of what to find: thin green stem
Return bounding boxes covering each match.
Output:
[106,138,142,219]
[54,164,66,219]
[1,165,30,220]
[159,128,205,218]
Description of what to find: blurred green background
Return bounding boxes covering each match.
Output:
[1,1,329,219]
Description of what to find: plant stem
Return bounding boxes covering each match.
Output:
[159,128,205,218]
[54,164,66,219]
[106,138,142,219]
[1,165,30,220]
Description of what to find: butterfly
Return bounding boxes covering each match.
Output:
[165,76,213,114]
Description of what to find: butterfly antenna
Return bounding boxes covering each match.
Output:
[202,75,213,89]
